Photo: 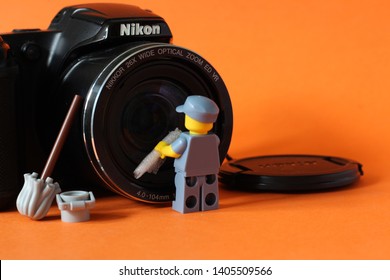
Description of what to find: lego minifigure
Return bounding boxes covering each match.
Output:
[154,95,220,213]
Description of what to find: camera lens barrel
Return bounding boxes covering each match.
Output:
[58,43,233,203]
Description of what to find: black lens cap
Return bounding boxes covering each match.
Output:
[219,155,363,192]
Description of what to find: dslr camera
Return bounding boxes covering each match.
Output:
[0,3,233,209]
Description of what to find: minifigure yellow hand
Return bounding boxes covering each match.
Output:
[154,141,168,159]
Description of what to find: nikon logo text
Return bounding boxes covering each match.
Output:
[120,23,161,36]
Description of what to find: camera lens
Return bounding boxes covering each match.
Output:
[58,43,233,202]
[119,79,187,152]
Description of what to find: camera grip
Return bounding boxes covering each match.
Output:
[0,63,19,210]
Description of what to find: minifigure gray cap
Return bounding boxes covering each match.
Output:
[176,95,219,123]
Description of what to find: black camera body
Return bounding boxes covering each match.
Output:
[0,3,233,209]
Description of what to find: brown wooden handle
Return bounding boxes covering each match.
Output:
[41,95,83,180]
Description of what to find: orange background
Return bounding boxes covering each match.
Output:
[1,0,389,259]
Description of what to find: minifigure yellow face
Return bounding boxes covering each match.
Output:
[185,115,213,135]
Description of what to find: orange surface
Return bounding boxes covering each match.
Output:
[1,0,389,259]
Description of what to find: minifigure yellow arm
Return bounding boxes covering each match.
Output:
[154,141,181,159]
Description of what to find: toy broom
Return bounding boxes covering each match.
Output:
[16,95,83,220]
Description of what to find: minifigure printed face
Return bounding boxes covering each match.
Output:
[184,115,213,134]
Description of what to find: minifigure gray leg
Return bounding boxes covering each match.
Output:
[172,173,201,213]
[201,174,219,211]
